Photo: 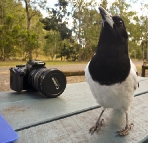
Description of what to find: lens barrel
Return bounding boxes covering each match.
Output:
[29,68,66,97]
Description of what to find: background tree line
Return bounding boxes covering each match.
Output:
[0,0,147,61]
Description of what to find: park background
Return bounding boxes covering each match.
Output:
[0,0,148,61]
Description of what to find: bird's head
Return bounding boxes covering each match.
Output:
[89,7,130,85]
[98,6,128,42]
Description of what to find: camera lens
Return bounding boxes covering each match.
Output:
[29,68,66,97]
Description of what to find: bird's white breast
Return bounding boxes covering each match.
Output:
[85,60,138,112]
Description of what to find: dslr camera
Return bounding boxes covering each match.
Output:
[10,60,66,97]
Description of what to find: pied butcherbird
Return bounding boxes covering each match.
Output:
[85,6,138,136]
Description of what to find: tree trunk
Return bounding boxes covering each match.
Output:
[24,0,32,60]
[1,0,5,61]
[78,5,81,61]
[2,47,5,61]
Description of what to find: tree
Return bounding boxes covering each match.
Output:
[0,0,25,60]
[70,0,87,61]
[71,0,103,60]
[43,30,61,61]
[79,8,102,60]
[56,39,78,61]
[139,2,148,60]
[16,0,47,60]
[0,0,45,60]
[40,0,72,60]
[109,0,143,59]
[0,0,14,60]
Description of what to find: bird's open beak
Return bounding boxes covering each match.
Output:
[99,6,114,28]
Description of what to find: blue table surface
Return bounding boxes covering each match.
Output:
[0,76,147,143]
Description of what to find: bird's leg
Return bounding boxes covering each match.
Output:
[116,112,133,136]
[89,109,105,134]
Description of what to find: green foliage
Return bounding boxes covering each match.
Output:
[0,0,44,61]
[0,13,20,59]
[43,30,61,60]
[71,0,100,60]
[40,0,73,61]
[56,40,78,61]
[109,0,147,60]
[40,4,72,40]
[0,0,147,61]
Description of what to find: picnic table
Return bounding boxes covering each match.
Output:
[141,61,148,77]
[0,76,148,143]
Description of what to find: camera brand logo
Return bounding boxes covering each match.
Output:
[52,77,60,90]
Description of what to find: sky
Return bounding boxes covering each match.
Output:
[41,0,148,17]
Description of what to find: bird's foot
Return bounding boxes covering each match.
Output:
[116,123,133,136]
[89,119,104,134]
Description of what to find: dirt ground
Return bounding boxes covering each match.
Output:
[0,60,146,92]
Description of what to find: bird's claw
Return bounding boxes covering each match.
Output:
[116,123,133,136]
[89,119,104,134]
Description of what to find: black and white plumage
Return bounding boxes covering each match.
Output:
[85,6,138,136]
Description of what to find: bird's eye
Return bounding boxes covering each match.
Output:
[119,20,123,26]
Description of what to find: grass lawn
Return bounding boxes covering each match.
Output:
[0,59,144,76]
[0,61,88,67]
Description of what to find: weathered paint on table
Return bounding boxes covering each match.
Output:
[15,93,148,143]
[0,77,147,143]
[0,82,98,131]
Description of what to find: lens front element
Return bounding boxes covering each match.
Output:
[30,68,66,97]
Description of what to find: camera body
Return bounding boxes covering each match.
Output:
[10,60,45,92]
[10,60,66,97]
